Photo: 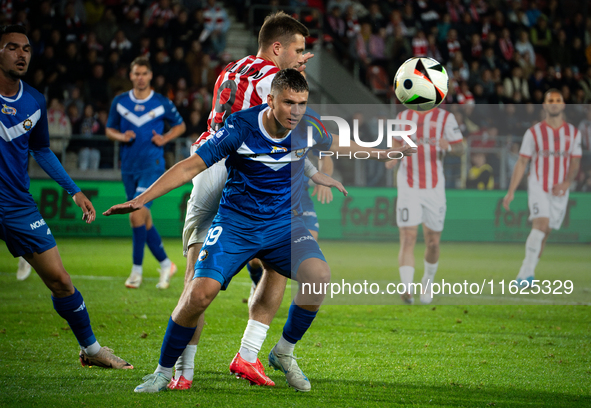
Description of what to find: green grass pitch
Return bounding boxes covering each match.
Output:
[0,238,590,407]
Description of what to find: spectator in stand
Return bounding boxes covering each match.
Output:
[488,83,509,104]
[457,81,475,105]
[61,1,86,43]
[108,65,133,96]
[202,0,230,56]
[425,33,442,62]
[526,0,543,27]
[446,29,461,62]
[447,0,465,24]
[447,51,469,82]
[477,69,495,97]
[549,29,571,69]
[366,2,386,31]
[75,105,102,171]
[504,66,530,102]
[530,15,552,62]
[169,8,193,49]
[480,47,500,71]
[571,37,587,73]
[110,30,133,62]
[47,98,72,162]
[400,3,419,38]
[144,0,176,28]
[578,67,591,103]
[181,109,208,159]
[368,27,387,68]
[84,63,112,111]
[386,9,408,38]
[515,30,536,67]
[167,47,190,86]
[85,0,106,26]
[325,5,348,60]
[385,25,411,79]
[457,13,478,45]
[66,104,81,138]
[466,33,483,63]
[411,30,428,57]
[498,28,514,63]
[436,13,451,44]
[95,8,118,47]
[65,86,85,122]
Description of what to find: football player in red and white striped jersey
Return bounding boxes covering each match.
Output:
[390,107,464,304]
[503,89,582,286]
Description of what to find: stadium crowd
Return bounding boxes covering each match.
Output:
[1,0,590,189]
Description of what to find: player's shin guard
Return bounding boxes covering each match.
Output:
[399,266,415,293]
[517,228,545,279]
[278,303,318,353]
[132,225,147,266]
[239,319,269,363]
[52,288,97,349]
[147,226,168,262]
[158,317,197,371]
[247,262,263,285]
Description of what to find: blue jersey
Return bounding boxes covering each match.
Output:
[0,81,76,210]
[107,90,183,174]
[196,104,332,222]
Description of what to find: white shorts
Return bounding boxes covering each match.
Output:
[182,159,227,256]
[396,186,446,232]
[528,181,569,230]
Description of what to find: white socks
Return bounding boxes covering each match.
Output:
[274,335,296,356]
[517,229,545,279]
[132,264,143,276]
[160,258,172,270]
[399,266,415,293]
[423,260,438,282]
[155,364,173,380]
[174,344,197,381]
[81,341,101,356]
[239,320,269,363]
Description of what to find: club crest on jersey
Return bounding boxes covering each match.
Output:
[271,146,288,153]
[23,119,33,131]
[134,104,145,112]
[198,249,209,261]
[295,148,306,158]
[1,104,16,115]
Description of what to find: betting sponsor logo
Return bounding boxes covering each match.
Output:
[134,104,145,112]
[1,104,16,115]
[271,146,288,153]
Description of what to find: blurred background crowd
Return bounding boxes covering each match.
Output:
[2,0,590,190]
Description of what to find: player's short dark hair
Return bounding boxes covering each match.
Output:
[258,11,309,49]
[0,25,27,43]
[130,56,151,71]
[544,88,563,101]
[270,69,308,95]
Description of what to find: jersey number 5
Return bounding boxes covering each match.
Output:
[213,80,237,131]
[204,226,223,246]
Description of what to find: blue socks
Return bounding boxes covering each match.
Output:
[146,226,167,262]
[52,288,96,347]
[132,225,147,266]
[159,317,197,368]
[282,303,318,344]
[247,262,262,285]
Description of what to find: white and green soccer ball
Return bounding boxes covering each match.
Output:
[394,57,448,111]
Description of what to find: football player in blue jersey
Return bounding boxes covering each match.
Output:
[106,57,186,290]
[105,69,415,393]
[0,25,132,369]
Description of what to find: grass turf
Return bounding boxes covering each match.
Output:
[0,239,590,407]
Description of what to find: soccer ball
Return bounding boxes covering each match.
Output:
[394,57,448,111]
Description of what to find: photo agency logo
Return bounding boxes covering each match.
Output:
[306,116,418,159]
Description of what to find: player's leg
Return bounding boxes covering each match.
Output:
[143,209,177,289]
[135,276,221,393]
[126,206,150,288]
[24,247,132,369]
[231,264,285,386]
[268,256,330,392]
[398,226,418,304]
[420,225,442,304]
[516,217,550,285]
[246,258,263,307]
[16,256,32,281]
[396,193,422,304]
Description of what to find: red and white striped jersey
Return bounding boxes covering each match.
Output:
[396,108,463,189]
[194,55,279,147]
[520,121,582,192]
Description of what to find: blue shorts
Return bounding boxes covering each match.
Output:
[122,169,164,209]
[300,188,319,232]
[194,213,325,290]
[0,207,57,257]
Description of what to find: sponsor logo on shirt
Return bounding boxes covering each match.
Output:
[30,219,47,230]
[134,104,145,112]
[271,146,288,153]
[294,235,315,244]
[1,104,16,115]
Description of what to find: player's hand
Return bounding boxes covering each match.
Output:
[103,200,143,216]
[552,181,570,196]
[439,138,450,151]
[122,130,136,142]
[383,145,416,168]
[311,184,333,204]
[502,191,514,211]
[151,130,166,146]
[310,172,348,197]
[296,52,314,72]
[72,192,96,224]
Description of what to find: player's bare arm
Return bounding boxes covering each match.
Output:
[439,138,464,156]
[151,122,187,146]
[311,155,334,204]
[72,191,96,224]
[552,157,581,196]
[310,170,348,197]
[503,155,530,211]
[104,153,208,215]
[106,127,136,142]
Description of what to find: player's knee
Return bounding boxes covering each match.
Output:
[425,239,440,253]
[47,273,74,297]
[249,258,263,269]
